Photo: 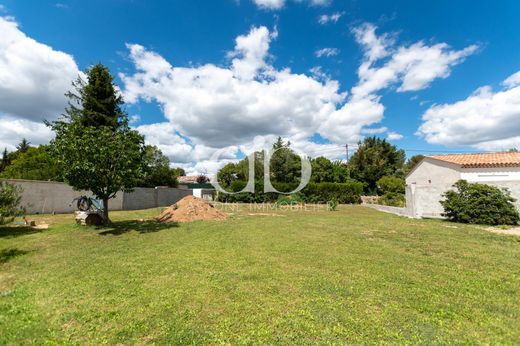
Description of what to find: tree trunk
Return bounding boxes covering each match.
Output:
[102,197,110,224]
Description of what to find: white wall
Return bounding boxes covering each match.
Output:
[406,157,461,186]
[406,160,520,218]
[461,167,520,182]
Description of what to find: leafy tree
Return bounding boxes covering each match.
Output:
[172,167,186,177]
[310,157,333,183]
[270,137,301,184]
[217,162,240,187]
[348,137,405,194]
[0,146,61,181]
[0,181,24,225]
[310,157,350,183]
[441,180,519,225]
[508,148,519,153]
[377,176,405,207]
[48,64,147,223]
[197,174,210,184]
[139,145,177,187]
[331,160,350,183]
[404,154,424,175]
[16,138,31,153]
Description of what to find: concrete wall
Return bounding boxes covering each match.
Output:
[1,179,192,214]
[363,203,412,217]
[156,187,193,207]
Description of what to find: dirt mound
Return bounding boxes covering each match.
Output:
[156,195,227,223]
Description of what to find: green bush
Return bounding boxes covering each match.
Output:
[0,181,24,225]
[377,176,405,207]
[379,192,405,207]
[441,180,519,225]
[217,181,363,204]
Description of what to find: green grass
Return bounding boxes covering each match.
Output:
[1,205,519,344]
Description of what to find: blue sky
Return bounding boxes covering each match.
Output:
[1,0,520,173]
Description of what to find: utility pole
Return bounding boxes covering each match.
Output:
[345,144,349,163]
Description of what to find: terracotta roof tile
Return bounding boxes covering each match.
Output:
[177,176,199,184]
[426,152,520,168]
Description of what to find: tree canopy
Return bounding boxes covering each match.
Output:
[139,145,179,188]
[348,137,405,194]
[0,146,61,181]
[404,154,424,175]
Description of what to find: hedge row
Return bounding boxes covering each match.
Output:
[216,181,363,204]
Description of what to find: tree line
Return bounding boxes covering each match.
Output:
[216,135,424,201]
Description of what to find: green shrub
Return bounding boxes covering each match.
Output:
[377,176,405,207]
[0,181,24,225]
[328,196,338,211]
[377,176,405,194]
[276,193,305,207]
[441,180,519,225]
[379,192,405,207]
[217,181,363,204]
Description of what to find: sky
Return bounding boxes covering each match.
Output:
[1,0,520,174]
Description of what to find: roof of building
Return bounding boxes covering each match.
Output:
[426,152,520,168]
[177,176,199,184]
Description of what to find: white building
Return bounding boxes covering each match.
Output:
[405,153,520,218]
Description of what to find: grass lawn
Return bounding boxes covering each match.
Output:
[1,205,519,344]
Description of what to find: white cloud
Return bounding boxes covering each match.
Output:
[503,70,520,88]
[121,26,351,152]
[315,47,339,58]
[0,116,54,151]
[387,132,403,140]
[252,0,329,10]
[252,0,285,10]
[418,77,520,150]
[230,26,272,80]
[0,17,80,122]
[121,23,474,174]
[352,23,478,97]
[318,11,343,25]
[362,127,388,135]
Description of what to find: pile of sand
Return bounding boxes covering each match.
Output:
[156,195,227,223]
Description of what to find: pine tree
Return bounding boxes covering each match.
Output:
[16,139,30,153]
[64,64,124,128]
[349,137,405,194]
[0,148,9,173]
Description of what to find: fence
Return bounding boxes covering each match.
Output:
[1,179,193,214]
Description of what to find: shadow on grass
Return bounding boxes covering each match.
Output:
[97,220,178,236]
[0,248,30,264]
[0,226,40,238]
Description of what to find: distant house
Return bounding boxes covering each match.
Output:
[177,176,199,188]
[177,175,215,200]
[405,152,520,218]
